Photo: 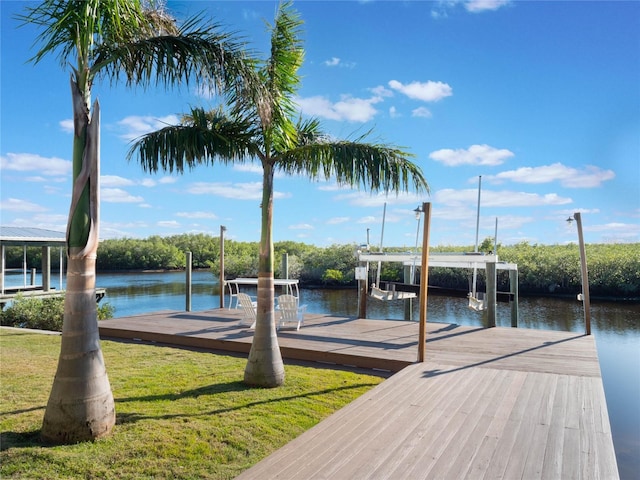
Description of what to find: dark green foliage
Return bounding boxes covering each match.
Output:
[0,295,114,331]
[92,235,639,298]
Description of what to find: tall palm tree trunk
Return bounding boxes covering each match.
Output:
[41,83,115,443]
[244,163,285,387]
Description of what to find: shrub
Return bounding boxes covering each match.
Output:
[0,295,114,331]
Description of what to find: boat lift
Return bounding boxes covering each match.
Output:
[356,251,519,327]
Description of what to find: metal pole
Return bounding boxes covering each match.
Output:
[185,251,192,312]
[574,212,591,335]
[219,225,226,309]
[418,202,431,362]
[474,176,482,253]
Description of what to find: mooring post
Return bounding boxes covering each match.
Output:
[510,268,519,327]
[42,246,51,292]
[219,226,226,309]
[357,262,368,319]
[418,202,431,362]
[185,251,192,312]
[486,261,497,327]
[282,253,289,279]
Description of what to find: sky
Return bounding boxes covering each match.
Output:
[1,0,639,249]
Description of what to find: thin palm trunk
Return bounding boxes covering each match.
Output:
[41,82,115,443]
[244,163,285,386]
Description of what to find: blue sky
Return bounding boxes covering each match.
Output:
[1,0,639,249]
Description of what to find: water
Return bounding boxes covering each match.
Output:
[5,270,640,478]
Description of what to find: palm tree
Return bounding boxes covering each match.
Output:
[19,0,259,444]
[129,1,429,388]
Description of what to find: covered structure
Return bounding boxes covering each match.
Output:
[0,226,66,298]
[357,251,519,327]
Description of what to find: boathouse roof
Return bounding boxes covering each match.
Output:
[0,226,66,247]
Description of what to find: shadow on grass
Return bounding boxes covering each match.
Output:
[0,429,44,451]
[116,380,379,424]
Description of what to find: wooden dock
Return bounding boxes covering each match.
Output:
[98,309,618,479]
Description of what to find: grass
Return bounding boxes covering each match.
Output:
[0,328,384,479]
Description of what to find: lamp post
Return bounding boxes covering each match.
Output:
[567,212,591,335]
[412,205,423,284]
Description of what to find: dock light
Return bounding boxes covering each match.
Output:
[566,212,591,335]
[411,205,425,284]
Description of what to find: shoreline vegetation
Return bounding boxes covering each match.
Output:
[3,234,638,301]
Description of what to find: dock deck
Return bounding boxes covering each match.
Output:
[98,309,618,479]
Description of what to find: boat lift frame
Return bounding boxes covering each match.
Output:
[357,252,519,328]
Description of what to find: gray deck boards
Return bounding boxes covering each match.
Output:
[98,308,618,479]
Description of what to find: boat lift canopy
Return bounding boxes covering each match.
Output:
[358,252,517,271]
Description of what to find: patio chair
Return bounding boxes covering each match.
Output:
[277,294,307,331]
[237,293,256,329]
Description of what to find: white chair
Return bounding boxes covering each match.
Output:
[237,293,256,329]
[277,294,306,331]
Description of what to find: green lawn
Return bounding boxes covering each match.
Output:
[0,328,383,479]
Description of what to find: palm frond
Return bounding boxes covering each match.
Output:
[260,1,304,128]
[278,140,429,195]
[128,107,260,174]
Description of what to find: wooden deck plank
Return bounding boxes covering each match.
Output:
[97,309,618,479]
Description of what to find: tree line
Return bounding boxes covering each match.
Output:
[5,234,637,299]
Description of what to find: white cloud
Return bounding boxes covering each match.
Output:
[176,211,218,219]
[296,94,383,123]
[432,0,510,16]
[101,175,135,187]
[327,217,350,225]
[484,163,615,188]
[429,144,514,166]
[0,198,48,212]
[140,179,156,187]
[323,57,355,68]
[388,80,453,102]
[234,164,263,175]
[188,181,290,200]
[159,176,178,184]
[434,188,572,207]
[101,188,144,203]
[117,114,180,141]
[157,220,181,228]
[465,0,510,13]
[289,223,314,230]
[59,119,74,133]
[412,107,432,118]
[334,191,424,208]
[370,85,394,98]
[1,152,71,177]
[389,106,400,118]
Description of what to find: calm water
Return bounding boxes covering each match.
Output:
[6,270,640,478]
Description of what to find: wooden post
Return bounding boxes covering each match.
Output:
[574,212,591,335]
[358,262,368,319]
[403,265,412,321]
[418,202,431,362]
[185,251,192,312]
[486,261,497,327]
[282,253,289,279]
[42,246,51,292]
[0,244,4,294]
[510,268,519,327]
[219,225,226,309]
